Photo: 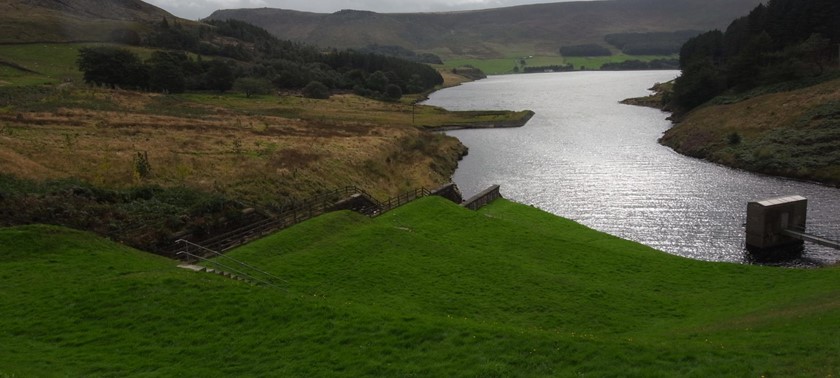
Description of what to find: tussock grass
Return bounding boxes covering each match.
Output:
[0,43,525,203]
[0,85,471,203]
[2,198,838,376]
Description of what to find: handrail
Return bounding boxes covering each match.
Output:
[176,239,289,286]
[170,184,457,257]
[177,250,283,290]
[177,239,288,291]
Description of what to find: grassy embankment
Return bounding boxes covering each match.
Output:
[1,197,838,376]
[659,74,840,185]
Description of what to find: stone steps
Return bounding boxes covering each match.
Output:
[177,264,256,285]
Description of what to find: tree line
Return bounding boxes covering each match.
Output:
[605,31,701,56]
[670,0,839,110]
[82,18,444,100]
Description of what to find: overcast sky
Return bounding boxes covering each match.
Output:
[144,0,592,20]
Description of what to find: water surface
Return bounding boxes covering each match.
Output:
[425,71,840,266]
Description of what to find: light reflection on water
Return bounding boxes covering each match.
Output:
[424,71,840,266]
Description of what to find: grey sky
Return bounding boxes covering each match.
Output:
[144,0,591,20]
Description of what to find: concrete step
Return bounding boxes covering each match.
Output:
[177,264,205,272]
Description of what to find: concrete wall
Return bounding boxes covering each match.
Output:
[430,183,463,204]
[462,185,502,211]
[745,195,807,250]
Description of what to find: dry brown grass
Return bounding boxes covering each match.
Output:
[0,87,467,203]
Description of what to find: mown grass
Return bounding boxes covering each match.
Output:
[2,198,838,376]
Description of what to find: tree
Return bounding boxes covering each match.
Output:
[383,84,402,102]
[204,60,235,92]
[233,77,272,98]
[365,71,389,92]
[797,33,832,75]
[147,51,188,93]
[77,47,147,89]
[302,81,330,99]
[671,60,726,109]
[559,44,612,57]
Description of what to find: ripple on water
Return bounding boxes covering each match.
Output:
[426,71,840,266]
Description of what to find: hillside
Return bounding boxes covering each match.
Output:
[655,0,840,185]
[659,76,840,185]
[0,0,178,43]
[0,0,539,254]
[207,0,763,58]
[1,198,838,376]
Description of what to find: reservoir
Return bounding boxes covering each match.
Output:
[425,71,840,266]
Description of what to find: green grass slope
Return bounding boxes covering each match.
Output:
[2,198,839,376]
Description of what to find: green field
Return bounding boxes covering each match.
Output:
[444,54,677,75]
[2,197,838,376]
[0,43,161,86]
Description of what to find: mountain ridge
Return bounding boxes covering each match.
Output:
[207,0,765,58]
[0,0,181,43]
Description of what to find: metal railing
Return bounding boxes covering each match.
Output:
[169,185,442,258]
[176,239,287,290]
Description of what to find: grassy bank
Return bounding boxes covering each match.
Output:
[659,75,840,185]
[1,197,838,376]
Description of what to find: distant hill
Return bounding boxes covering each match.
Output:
[0,0,179,43]
[207,0,764,58]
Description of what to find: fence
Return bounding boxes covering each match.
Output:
[170,184,462,259]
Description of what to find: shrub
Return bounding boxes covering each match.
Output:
[233,77,272,98]
[383,84,402,102]
[302,81,331,99]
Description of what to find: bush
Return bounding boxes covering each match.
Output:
[302,81,331,99]
[383,84,402,102]
[77,47,148,89]
[233,77,273,98]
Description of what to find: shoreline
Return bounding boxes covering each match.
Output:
[623,76,840,188]
[424,110,536,132]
